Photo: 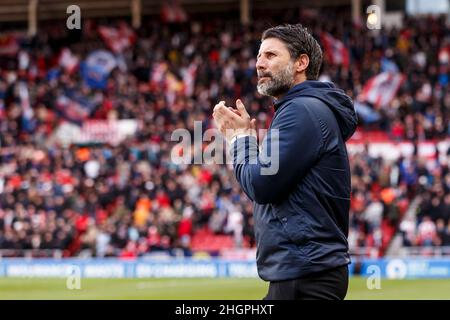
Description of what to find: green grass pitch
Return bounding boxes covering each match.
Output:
[0,277,449,299]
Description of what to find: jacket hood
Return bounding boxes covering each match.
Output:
[274,80,358,141]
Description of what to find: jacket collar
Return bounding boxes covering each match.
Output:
[273,80,314,112]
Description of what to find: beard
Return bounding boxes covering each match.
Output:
[257,62,295,98]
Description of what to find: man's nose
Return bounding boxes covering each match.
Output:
[256,57,266,71]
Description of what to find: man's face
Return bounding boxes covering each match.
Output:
[256,37,296,98]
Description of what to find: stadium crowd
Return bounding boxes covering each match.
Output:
[0,8,449,257]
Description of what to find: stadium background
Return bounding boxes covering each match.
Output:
[1,0,450,299]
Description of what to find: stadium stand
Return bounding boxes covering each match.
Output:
[0,2,449,259]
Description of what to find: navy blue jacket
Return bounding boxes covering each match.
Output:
[231,80,358,281]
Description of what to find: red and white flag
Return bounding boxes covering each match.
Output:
[358,72,405,108]
[98,22,136,54]
[59,48,79,74]
[161,2,187,23]
[56,95,90,123]
[321,32,350,68]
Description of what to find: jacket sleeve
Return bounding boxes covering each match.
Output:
[231,100,324,204]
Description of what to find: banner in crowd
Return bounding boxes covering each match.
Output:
[58,48,79,74]
[98,22,136,54]
[347,137,450,162]
[358,72,406,108]
[354,101,381,123]
[53,119,140,146]
[56,95,92,124]
[56,88,101,124]
[320,32,350,68]
[381,57,399,73]
[80,50,117,89]
[161,2,188,23]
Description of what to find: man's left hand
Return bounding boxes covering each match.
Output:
[212,99,257,144]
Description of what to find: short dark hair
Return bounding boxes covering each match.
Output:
[261,24,323,80]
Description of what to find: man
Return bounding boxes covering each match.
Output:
[213,24,357,300]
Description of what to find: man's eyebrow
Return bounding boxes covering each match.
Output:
[257,49,280,57]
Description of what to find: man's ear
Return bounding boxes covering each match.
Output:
[295,54,309,73]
